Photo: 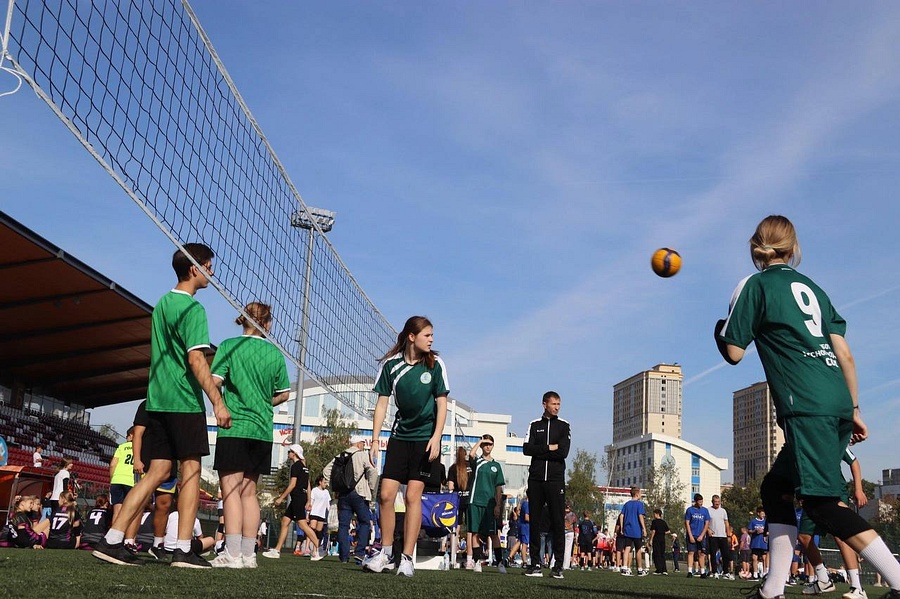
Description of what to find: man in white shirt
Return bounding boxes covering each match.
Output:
[707,494,734,580]
[33,446,43,468]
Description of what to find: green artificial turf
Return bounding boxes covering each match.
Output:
[0,549,887,599]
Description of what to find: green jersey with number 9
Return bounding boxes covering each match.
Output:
[718,264,853,423]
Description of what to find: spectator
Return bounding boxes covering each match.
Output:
[563,503,577,571]
[738,526,752,579]
[46,491,82,549]
[266,444,320,560]
[506,506,521,567]
[108,428,135,522]
[522,391,571,580]
[619,486,649,576]
[81,494,112,549]
[749,507,768,579]
[9,495,49,549]
[446,445,472,569]
[163,506,215,556]
[50,458,74,513]
[308,475,330,557]
[672,533,682,572]
[323,436,377,564]
[465,435,506,573]
[649,508,670,575]
[684,493,711,578]
[707,494,733,579]
[577,511,595,571]
[32,446,43,468]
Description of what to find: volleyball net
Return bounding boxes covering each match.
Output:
[1,0,395,418]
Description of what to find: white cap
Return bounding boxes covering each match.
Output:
[350,435,366,445]
[288,444,304,459]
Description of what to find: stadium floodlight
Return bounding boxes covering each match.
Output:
[290,207,335,233]
[290,206,336,443]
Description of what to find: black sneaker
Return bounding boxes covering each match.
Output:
[170,549,212,568]
[93,539,142,566]
[524,564,543,577]
[551,567,564,579]
[881,591,900,599]
[148,544,167,561]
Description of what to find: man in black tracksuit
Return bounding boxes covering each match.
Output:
[523,391,571,578]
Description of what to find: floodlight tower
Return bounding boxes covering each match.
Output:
[289,206,336,445]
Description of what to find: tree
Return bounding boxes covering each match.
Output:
[643,461,688,524]
[261,407,358,513]
[97,423,121,442]
[567,449,604,518]
[720,479,763,530]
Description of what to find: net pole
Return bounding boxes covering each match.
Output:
[293,227,315,442]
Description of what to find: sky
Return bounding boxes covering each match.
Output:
[2,1,899,485]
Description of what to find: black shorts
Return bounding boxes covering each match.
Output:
[284,494,308,521]
[615,535,627,552]
[109,483,133,506]
[625,536,643,551]
[381,439,432,484]
[579,541,593,553]
[213,437,272,475]
[143,410,209,461]
[751,548,766,558]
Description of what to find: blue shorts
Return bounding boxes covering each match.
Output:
[519,524,530,545]
[687,538,708,553]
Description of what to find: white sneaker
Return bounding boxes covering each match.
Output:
[465,559,476,570]
[362,550,391,573]
[842,589,867,599]
[210,551,243,569]
[243,554,258,569]
[474,561,482,573]
[638,569,648,576]
[397,557,414,577]
[724,573,736,580]
[803,578,836,595]
[262,548,280,559]
[310,550,324,562]
[622,568,633,576]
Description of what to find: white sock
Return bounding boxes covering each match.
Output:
[847,568,860,590]
[105,529,125,544]
[176,539,192,553]
[124,538,135,545]
[382,545,393,558]
[225,533,241,557]
[242,536,256,558]
[154,536,164,547]
[760,524,797,599]
[815,563,830,582]
[860,537,900,590]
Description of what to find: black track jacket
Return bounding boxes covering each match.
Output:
[523,414,571,483]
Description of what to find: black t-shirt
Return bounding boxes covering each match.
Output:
[290,460,310,501]
[81,507,112,546]
[423,461,446,493]
[650,518,670,546]
[578,518,595,542]
[447,462,472,503]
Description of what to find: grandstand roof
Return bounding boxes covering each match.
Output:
[0,211,153,409]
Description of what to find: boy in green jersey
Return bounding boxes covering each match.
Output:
[95,243,231,569]
[465,434,506,573]
[716,215,900,599]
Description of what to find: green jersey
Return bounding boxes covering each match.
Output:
[210,335,290,441]
[374,354,449,441]
[147,290,211,413]
[719,265,852,422]
[110,441,134,486]
[468,456,505,507]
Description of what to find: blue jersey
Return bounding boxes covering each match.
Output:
[620,499,646,538]
[749,517,767,550]
[519,500,530,533]
[684,505,710,538]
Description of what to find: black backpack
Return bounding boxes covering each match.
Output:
[330,450,364,494]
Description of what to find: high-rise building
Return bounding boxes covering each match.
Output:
[612,363,682,443]
[733,381,784,487]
